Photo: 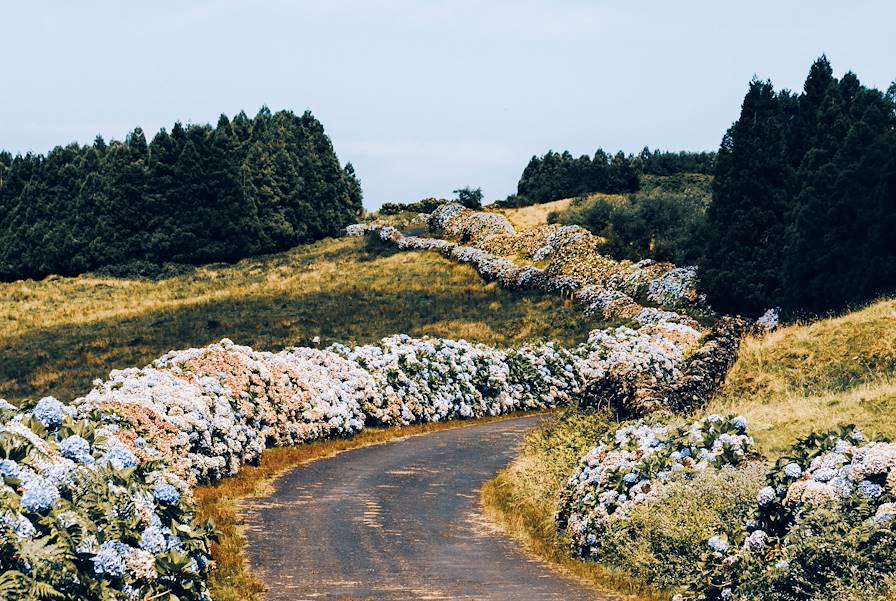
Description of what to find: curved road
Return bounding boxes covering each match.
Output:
[243,415,612,600]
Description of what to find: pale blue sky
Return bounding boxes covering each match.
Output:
[2,1,894,209]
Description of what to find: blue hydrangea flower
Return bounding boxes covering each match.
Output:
[1,513,36,538]
[154,483,180,506]
[33,397,66,428]
[59,435,94,465]
[623,472,639,484]
[99,445,138,471]
[732,415,748,432]
[707,535,729,553]
[0,459,22,479]
[139,525,167,554]
[757,486,777,506]
[859,480,883,499]
[783,463,803,478]
[92,540,129,578]
[21,477,60,513]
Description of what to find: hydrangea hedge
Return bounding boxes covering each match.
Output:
[690,426,896,601]
[349,203,708,321]
[0,306,704,600]
[557,415,756,558]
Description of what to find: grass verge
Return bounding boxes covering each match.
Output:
[480,410,665,601]
[706,298,896,454]
[196,413,544,601]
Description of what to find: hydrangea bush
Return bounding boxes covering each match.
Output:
[692,426,896,600]
[0,405,214,600]
[557,415,755,558]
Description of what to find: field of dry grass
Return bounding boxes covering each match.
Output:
[0,236,600,404]
[707,298,896,453]
[490,198,574,229]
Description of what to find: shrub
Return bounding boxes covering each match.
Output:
[596,462,764,593]
[557,415,756,560]
[696,426,896,601]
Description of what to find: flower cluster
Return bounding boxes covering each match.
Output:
[750,426,896,539]
[0,405,212,600]
[754,308,780,333]
[576,320,702,386]
[428,202,515,243]
[332,335,583,425]
[557,415,755,558]
[695,426,896,600]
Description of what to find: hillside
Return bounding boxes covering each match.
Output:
[706,298,896,453]
[0,234,599,405]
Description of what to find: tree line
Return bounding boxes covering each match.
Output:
[506,147,715,207]
[700,57,896,316]
[0,107,362,280]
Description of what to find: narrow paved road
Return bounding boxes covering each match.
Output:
[243,415,612,600]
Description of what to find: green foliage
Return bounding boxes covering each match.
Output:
[700,56,896,316]
[513,149,639,205]
[509,148,714,208]
[549,174,711,264]
[0,108,363,281]
[452,186,483,210]
[594,463,764,594]
[378,197,448,215]
[726,505,896,601]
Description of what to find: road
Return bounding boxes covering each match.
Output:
[243,415,612,600]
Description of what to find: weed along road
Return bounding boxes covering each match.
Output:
[243,415,609,600]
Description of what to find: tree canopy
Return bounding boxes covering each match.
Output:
[509,148,714,207]
[700,57,896,316]
[0,107,363,280]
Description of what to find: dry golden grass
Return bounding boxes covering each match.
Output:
[0,236,600,404]
[491,198,573,229]
[707,298,896,454]
[196,413,542,601]
[480,410,664,601]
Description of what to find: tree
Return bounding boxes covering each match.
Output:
[0,108,363,281]
[699,57,896,317]
[453,186,483,210]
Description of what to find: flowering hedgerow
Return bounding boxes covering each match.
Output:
[0,403,214,601]
[691,425,896,600]
[353,216,706,323]
[0,306,710,600]
[556,415,755,558]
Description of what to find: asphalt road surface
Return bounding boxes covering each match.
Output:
[243,415,612,600]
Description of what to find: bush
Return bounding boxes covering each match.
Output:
[557,415,757,560]
[596,463,764,593]
[548,176,710,265]
[697,426,896,601]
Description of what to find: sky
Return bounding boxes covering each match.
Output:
[2,2,894,209]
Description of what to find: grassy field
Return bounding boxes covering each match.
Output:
[490,198,573,230]
[0,236,599,404]
[706,298,896,453]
